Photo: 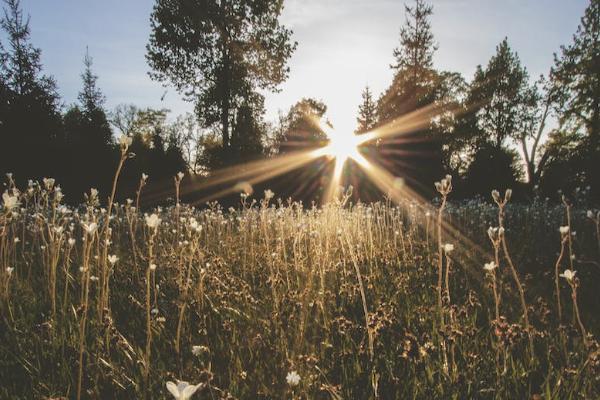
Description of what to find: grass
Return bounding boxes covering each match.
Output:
[0,173,599,399]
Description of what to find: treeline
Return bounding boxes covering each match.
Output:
[0,0,598,204]
[350,0,600,201]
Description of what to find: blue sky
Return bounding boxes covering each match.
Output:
[9,0,590,135]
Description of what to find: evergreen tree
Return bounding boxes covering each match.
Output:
[356,85,376,134]
[0,0,62,181]
[63,49,114,198]
[375,0,444,195]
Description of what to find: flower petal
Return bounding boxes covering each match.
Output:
[166,381,180,398]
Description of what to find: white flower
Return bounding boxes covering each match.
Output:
[177,171,185,180]
[264,189,274,200]
[141,173,148,181]
[559,226,569,235]
[119,134,132,148]
[191,345,208,356]
[145,213,161,229]
[587,210,594,219]
[43,177,55,190]
[286,371,301,387]
[13,237,20,243]
[68,238,76,246]
[483,261,497,272]
[6,266,14,276]
[83,222,98,235]
[491,190,500,202]
[443,243,454,253]
[54,226,64,235]
[108,255,119,265]
[2,191,19,210]
[150,263,157,271]
[166,380,202,400]
[559,269,576,282]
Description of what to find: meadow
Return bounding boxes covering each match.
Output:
[0,172,599,399]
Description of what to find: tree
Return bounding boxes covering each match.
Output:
[467,38,535,149]
[375,0,444,195]
[356,85,376,134]
[0,0,63,181]
[391,0,436,80]
[146,0,296,164]
[63,49,115,198]
[552,0,600,141]
[549,0,600,200]
[276,98,329,154]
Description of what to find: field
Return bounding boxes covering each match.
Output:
[0,176,599,399]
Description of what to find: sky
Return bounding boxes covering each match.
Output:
[9,0,590,136]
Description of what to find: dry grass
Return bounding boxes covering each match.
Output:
[0,173,599,399]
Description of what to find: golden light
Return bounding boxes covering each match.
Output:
[323,129,363,165]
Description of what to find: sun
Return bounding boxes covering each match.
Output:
[326,131,361,163]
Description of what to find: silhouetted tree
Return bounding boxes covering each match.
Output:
[547,0,600,200]
[0,0,62,182]
[455,38,533,196]
[376,0,444,195]
[356,85,377,134]
[146,0,296,167]
[63,49,115,199]
[276,98,328,153]
[463,144,522,198]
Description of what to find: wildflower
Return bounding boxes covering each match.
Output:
[264,189,274,200]
[483,261,497,272]
[82,222,98,235]
[150,263,157,271]
[54,226,64,235]
[177,171,184,180]
[443,243,454,253]
[286,371,301,387]
[90,276,99,282]
[142,173,148,181]
[559,226,569,235]
[108,255,119,265]
[68,238,76,247]
[6,267,14,276]
[2,191,19,211]
[559,269,576,282]
[13,237,20,244]
[491,190,500,203]
[145,213,161,229]
[191,345,208,356]
[166,381,202,400]
[119,134,132,148]
[43,177,55,190]
[587,210,594,219]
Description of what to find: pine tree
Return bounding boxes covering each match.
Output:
[0,0,62,181]
[356,86,376,134]
[78,47,105,114]
[63,49,114,198]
